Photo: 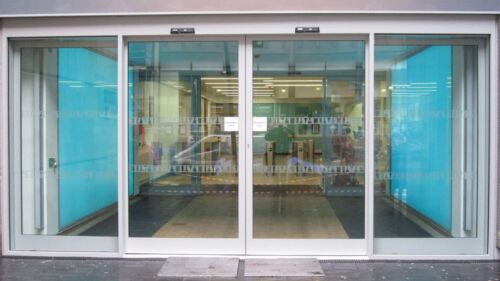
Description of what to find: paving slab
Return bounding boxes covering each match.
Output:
[244,258,325,277]
[157,257,240,277]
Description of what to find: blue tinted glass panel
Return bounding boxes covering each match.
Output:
[390,46,452,231]
[58,48,118,229]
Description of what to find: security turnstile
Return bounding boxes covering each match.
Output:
[292,141,306,176]
[265,141,276,176]
[306,139,315,164]
[204,136,222,175]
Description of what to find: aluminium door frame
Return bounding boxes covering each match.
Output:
[244,34,370,256]
[123,35,247,255]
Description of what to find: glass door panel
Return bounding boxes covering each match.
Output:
[126,39,245,254]
[248,38,367,255]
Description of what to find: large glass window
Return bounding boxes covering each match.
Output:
[127,41,239,238]
[10,37,118,251]
[374,35,488,254]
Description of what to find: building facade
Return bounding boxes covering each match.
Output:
[0,0,499,259]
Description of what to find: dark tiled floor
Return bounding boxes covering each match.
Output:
[328,196,432,238]
[373,196,433,238]
[328,197,365,238]
[0,258,499,281]
[81,196,193,237]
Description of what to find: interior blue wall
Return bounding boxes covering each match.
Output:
[58,48,117,229]
[390,46,452,232]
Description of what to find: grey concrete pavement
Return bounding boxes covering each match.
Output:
[0,257,498,281]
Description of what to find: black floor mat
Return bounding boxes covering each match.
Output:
[80,195,193,237]
[327,196,432,238]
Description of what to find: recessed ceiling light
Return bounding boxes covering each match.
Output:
[281,89,286,93]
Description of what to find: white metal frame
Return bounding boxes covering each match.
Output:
[117,34,125,256]
[367,33,375,258]
[0,14,496,259]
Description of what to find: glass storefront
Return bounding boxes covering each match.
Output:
[5,31,492,256]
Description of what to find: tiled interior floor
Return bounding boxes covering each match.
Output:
[253,195,348,239]
[78,151,430,239]
[1,258,499,281]
[153,195,238,238]
[80,193,431,239]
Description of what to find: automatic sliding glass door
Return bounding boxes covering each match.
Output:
[125,38,245,254]
[246,37,367,255]
[7,33,491,257]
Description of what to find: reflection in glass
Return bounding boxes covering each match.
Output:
[374,36,483,239]
[128,41,239,238]
[18,38,118,236]
[252,40,366,239]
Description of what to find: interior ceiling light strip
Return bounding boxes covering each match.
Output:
[222,92,274,95]
[213,86,238,89]
[213,86,271,90]
[204,82,239,85]
[272,84,323,87]
[201,77,238,80]
[201,77,273,80]
[263,79,323,83]
[226,93,273,96]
